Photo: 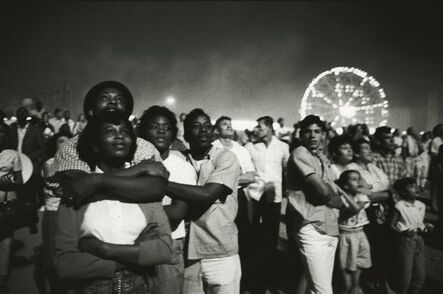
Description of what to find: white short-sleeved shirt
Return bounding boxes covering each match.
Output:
[245,136,289,203]
[162,150,197,239]
[79,165,147,245]
[212,139,255,174]
[393,200,426,232]
[339,194,370,230]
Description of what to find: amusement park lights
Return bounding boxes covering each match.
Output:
[300,67,389,128]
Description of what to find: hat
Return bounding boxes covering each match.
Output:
[83,81,134,120]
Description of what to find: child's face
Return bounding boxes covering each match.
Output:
[98,120,133,161]
[345,172,361,194]
[401,183,418,201]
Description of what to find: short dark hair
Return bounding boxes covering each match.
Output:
[138,105,178,140]
[393,177,416,193]
[183,108,211,143]
[54,108,62,115]
[373,126,392,142]
[215,116,231,129]
[83,81,134,120]
[336,170,360,188]
[77,111,136,171]
[351,138,371,154]
[299,115,325,132]
[328,135,351,156]
[257,116,274,129]
[433,124,443,137]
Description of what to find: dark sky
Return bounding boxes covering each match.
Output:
[0,1,442,128]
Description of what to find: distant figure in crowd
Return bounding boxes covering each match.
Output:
[245,116,289,293]
[73,113,87,135]
[429,123,443,212]
[48,108,64,134]
[62,110,75,135]
[275,117,292,144]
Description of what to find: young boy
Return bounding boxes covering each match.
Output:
[336,170,372,294]
[391,177,433,294]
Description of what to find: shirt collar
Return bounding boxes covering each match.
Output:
[402,200,416,207]
[18,123,30,130]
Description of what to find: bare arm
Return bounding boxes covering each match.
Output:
[304,173,341,207]
[163,199,188,231]
[167,182,231,207]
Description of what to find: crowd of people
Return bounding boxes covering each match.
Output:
[0,80,442,294]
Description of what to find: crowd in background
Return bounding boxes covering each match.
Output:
[0,83,443,294]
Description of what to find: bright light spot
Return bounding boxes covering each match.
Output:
[420,131,424,135]
[129,115,135,121]
[339,106,357,118]
[26,116,32,121]
[336,127,343,135]
[402,130,407,136]
[369,127,376,135]
[165,96,176,105]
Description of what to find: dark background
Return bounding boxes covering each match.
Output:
[1,1,442,130]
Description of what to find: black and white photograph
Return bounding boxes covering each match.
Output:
[0,1,443,293]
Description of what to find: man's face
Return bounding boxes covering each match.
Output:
[55,110,63,119]
[378,132,395,152]
[92,87,127,117]
[64,111,71,120]
[257,119,272,139]
[300,123,323,151]
[188,115,213,149]
[217,119,234,139]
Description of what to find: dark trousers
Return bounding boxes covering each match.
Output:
[394,235,425,294]
[249,193,281,293]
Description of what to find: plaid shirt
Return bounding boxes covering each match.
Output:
[372,151,407,185]
[46,135,161,192]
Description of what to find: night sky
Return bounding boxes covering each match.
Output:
[1,1,442,129]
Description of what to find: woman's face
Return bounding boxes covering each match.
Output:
[56,136,69,152]
[97,120,133,161]
[356,142,373,163]
[143,115,174,153]
[334,143,353,165]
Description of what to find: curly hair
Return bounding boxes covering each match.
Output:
[183,108,211,143]
[138,105,178,140]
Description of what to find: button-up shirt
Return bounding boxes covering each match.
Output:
[372,152,407,185]
[286,145,340,236]
[346,162,389,192]
[245,136,289,203]
[212,139,255,174]
[186,146,241,260]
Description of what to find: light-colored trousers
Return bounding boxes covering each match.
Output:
[296,224,338,294]
[183,254,241,294]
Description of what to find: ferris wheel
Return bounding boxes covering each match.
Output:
[300,67,389,129]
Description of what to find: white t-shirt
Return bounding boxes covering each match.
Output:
[339,194,370,230]
[212,139,255,174]
[80,164,147,245]
[162,150,197,239]
[393,200,426,232]
[0,149,22,201]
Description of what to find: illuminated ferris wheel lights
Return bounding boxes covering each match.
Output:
[339,106,358,118]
